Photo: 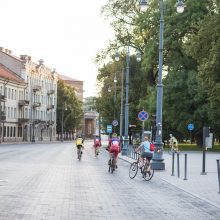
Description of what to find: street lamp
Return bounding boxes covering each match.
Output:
[61,105,67,142]
[116,48,141,155]
[113,73,117,121]
[139,0,185,170]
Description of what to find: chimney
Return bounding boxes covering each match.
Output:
[0,47,4,52]
[38,59,44,66]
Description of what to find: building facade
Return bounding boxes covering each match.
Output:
[58,74,83,102]
[0,47,58,142]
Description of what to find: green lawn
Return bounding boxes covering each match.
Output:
[164,143,220,152]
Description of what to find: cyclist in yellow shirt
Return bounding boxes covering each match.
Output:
[76,136,84,160]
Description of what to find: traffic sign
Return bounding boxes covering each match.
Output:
[187,123,194,131]
[112,120,118,127]
[138,111,149,121]
[107,125,112,133]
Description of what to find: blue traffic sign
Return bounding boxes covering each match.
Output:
[187,123,194,131]
[112,120,118,127]
[107,125,112,133]
[138,111,149,121]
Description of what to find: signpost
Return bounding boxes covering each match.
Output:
[107,125,112,134]
[112,120,118,127]
[187,123,194,144]
[138,110,149,141]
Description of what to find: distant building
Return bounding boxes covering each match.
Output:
[83,96,99,138]
[58,74,83,102]
[0,47,58,142]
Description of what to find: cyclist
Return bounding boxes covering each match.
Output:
[76,135,84,159]
[107,133,121,169]
[135,136,153,171]
[93,135,101,157]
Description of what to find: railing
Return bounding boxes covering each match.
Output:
[47,104,55,110]
[0,95,6,101]
[47,89,55,95]
[32,85,41,92]
[33,102,41,108]
[18,118,29,123]
[18,100,30,106]
[127,144,139,160]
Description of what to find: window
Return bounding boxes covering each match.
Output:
[14,108,17,119]
[5,87,7,97]
[8,88,10,99]
[11,107,13,118]
[8,107,10,118]
[13,127,16,137]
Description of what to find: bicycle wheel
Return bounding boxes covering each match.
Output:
[142,164,154,181]
[110,158,116,173]
[78,149,82,160]
[129,162,138,179]
[95,148,99,157]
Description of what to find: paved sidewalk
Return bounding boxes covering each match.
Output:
[119,150,220,208]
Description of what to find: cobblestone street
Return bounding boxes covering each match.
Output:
[0,141,220,220]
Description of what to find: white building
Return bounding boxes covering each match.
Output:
[0,47,58,142]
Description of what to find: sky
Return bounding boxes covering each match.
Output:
[0,0,114,98]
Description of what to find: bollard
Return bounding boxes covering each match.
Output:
[177,153,180,178]
[217,160,220,193]
[183,154,188,180]
[177,152,180,178]
[171,152,175,176]
[201,150,207,175]
[135,152,137,160]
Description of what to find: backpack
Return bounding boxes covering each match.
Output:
[111,140,120,151]
[76,138,83,146]
[150,142,155,151]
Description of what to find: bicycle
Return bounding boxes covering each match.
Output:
[95,147,100,158]
[129,153,154,181]
[77,145,83,160]
[108,153,116,173]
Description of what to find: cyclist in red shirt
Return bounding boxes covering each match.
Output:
[93,135,101,157]
[107,133,121,168]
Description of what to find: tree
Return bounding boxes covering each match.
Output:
[57,80,83,136]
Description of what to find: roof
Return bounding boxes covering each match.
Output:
[58,74,83,82]
[0,64,25,84]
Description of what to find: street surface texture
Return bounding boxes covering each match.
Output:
[0,141,220,220]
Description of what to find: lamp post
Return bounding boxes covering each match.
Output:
[61,105,64,142]
[139,0,185,170]
[116,48,141,155]
[113,73,117,132]
[61,105,67,142]
[115,52,124,143]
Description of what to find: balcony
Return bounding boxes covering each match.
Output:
[47,89,55,95]
[34,119,46,124]
[33,102,41,108]
[18,118,29,123]
[47,104,55,110]
[0,114,6,121]
[32,85,41,92]
[49,120,55,125]
[18,100,30,107]
[0,95,6,102]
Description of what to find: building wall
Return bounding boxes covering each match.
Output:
[0,48,58,143]
[66,80,83,102]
